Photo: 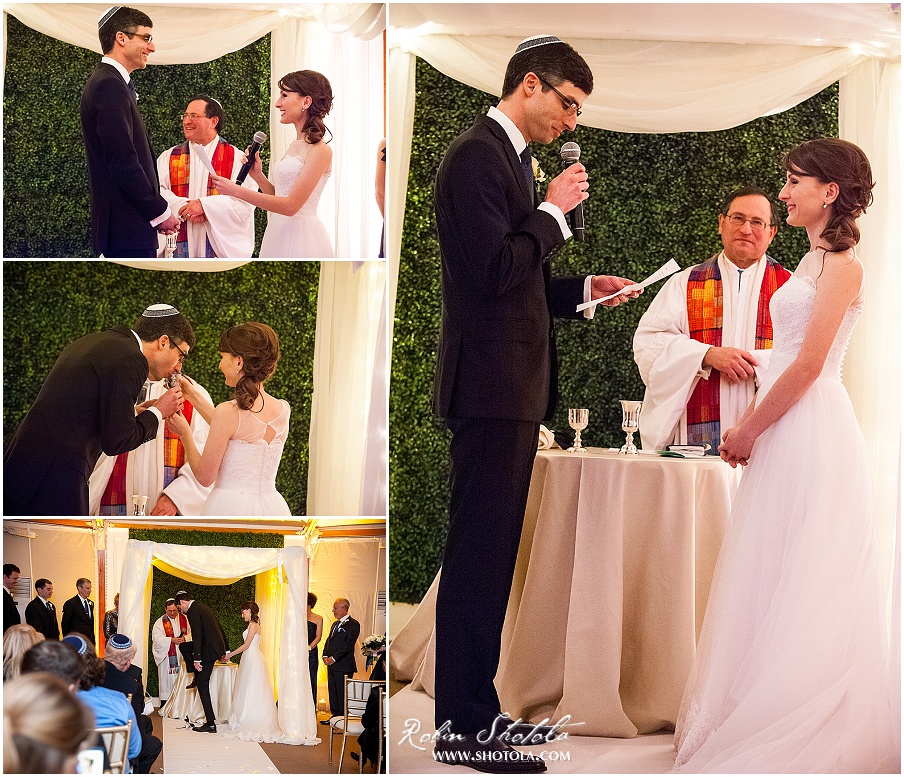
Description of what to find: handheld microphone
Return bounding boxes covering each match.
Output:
[235,131,267,185]
[560,141,585,241]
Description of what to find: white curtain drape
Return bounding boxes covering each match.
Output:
[307,261,386,515]
[4,3,385,260]
[117,540,318,744]
[387,3,900,589]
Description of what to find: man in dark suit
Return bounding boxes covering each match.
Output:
[24,578,60,640]
[432,36,639,772]
[80,6,179,258]
[61,578,96,640]
[322,598,361,719]
[3,563,22,633]
[175,592,228,732]
[103,633,163,773]
[3,305,191,516]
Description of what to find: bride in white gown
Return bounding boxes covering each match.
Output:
[212,70,334,258]
[221,601,284,742]
[167,322,292,515]
[673,138,897,773]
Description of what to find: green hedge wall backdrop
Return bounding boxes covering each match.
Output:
[389,56,839,604]
[2,14,271,257]
[3,261,319,513]
[128,527,284,697]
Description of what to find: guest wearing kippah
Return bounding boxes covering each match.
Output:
[102,633,162,773]
[3,304,193,515]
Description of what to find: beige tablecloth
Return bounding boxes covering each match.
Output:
[159,661,237,725]
[390,448,741,737]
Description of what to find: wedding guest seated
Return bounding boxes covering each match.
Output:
[2,624,44,681]
[23,639,109,772]
[102,634,162,773]
[77,649,142,769]
[3,672,94,774]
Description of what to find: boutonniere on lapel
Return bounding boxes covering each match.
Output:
[531,156,547,192]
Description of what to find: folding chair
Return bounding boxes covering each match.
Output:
[329,677,384,773]
[95,721,132,774]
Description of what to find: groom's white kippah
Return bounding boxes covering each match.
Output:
[515,35,564,54]
[142,304,180,318]
[98,6,123,30]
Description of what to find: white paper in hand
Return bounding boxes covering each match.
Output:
[577,258,681,313]
[191,143,218,177]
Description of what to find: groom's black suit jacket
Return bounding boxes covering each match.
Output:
[433,114,585,425]
[80,62,169,257]
[25,596,60,640]
[3,325,158,516]
[185,601,228,663]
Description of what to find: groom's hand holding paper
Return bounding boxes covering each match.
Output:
[590,275,642,307]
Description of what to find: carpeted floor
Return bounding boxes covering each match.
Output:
[148,710,377,774]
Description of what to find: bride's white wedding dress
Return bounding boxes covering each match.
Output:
[223,628,284,743]
[200,399,292,516]
[674,251,897,773]
[259,144,334,258]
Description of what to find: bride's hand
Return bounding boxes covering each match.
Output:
[718,426,753,467]
[178,375,199,404]
[166,411,191,439]
[240,146,263,179]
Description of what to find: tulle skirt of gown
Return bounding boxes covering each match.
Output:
[259,211,333,258]
[673,367,897,772]
[224,645,285,743]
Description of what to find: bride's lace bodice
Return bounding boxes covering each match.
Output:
[242,628,261,653]
[767,258,863,380]
[215,400,291,494]
[271,154,330,214]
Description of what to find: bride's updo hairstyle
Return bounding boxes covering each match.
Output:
[241,601,260,624]
[781,138,874,252]
[219,322,280,411]
[279,70,333,144]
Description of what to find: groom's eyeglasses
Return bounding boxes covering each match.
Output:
[171,342,188,364]
[124,31,153,43]
[537,76,582,117]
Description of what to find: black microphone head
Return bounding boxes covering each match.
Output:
[252,131,267,145]
[560,141,580,163]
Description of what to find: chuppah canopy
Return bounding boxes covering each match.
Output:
[3,2,386,259]
[118,540,318,744]
[387,2,900,590]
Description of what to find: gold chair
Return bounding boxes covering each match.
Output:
[94,721,132,774]
[329,678,384,773]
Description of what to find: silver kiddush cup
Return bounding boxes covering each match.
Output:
[619,400,643,455]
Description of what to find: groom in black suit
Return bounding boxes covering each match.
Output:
[175,592,228,732]
[432,36,639,772]
[80,6,179,257]
[3,305,192,516]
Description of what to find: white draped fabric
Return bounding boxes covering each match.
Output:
[118,540,318,745]
[307,261,386,515]
[387,3,900,609]
[3,3,385,259]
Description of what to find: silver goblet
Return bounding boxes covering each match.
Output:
[619,400,643,455]
[567,408,589,452]
[131,494,149,516]
[164,372,180,389]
